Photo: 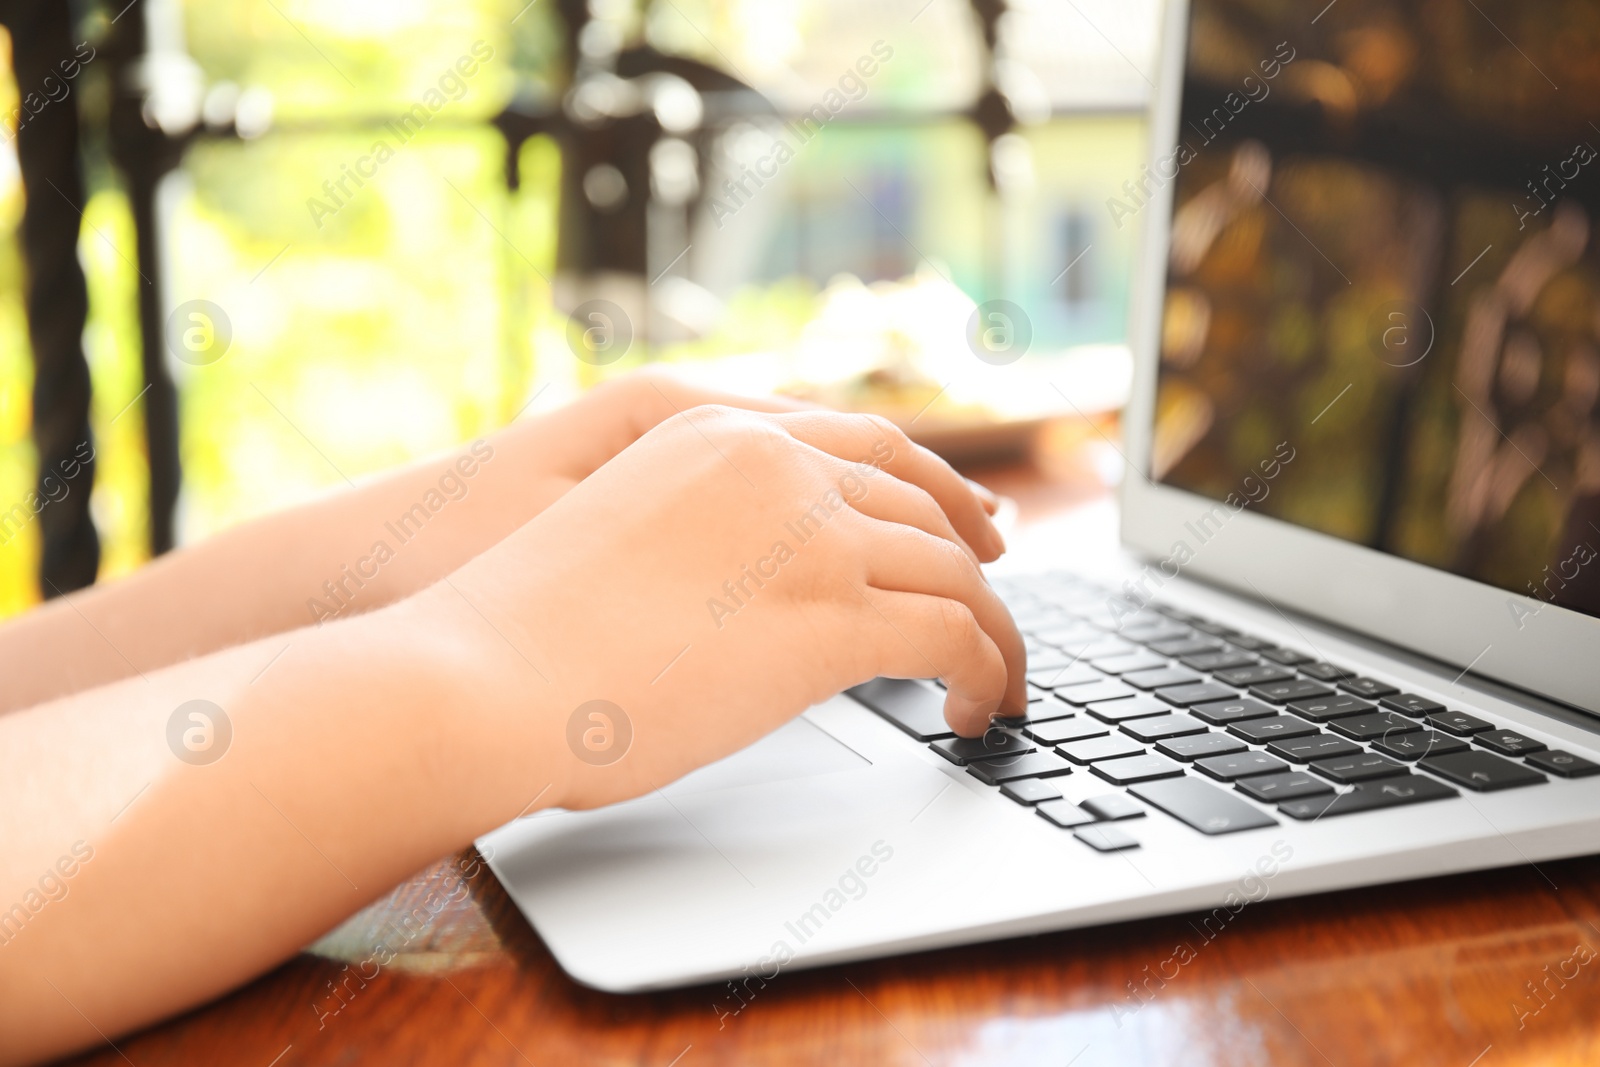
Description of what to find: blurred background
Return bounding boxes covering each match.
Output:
[0,0,1159,616]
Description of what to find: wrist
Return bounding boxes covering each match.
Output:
[373,578,572,835]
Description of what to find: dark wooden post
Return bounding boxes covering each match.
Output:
[4,0,100,592]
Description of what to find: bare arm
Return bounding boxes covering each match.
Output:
[0,374,810,714]
[0,406,1019,1066]
[0,587,538,1066]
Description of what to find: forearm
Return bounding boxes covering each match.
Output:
[0,581,560,1066]
[0,428,575,713]
[0,373,747,714]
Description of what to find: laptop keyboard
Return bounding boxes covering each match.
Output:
[847,571,1600,853]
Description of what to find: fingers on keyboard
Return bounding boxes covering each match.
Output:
[863,575,1588,847]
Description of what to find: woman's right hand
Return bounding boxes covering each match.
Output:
[436,405,1026,813]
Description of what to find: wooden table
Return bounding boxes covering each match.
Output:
[65,449,1600,1067]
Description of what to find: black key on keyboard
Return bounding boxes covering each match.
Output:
[1425,710,1495,736]
[1181,649,1259,672]
[1266,734,1362,763]
[1420,750,1547,791]
[848,678,956,741]
[1080,794,1146,821]
[1121,714,1209,743]
[1371,730,1469,762]
[1156,732,1248,761]
[1152,605,1205,624]
[1091,753,1187,785]
[1156,682,1240,707]
[1228,715,1319,743]
[1033,623,1100,646]
[1215,664,1296,687]
[1036,799,1095,828]
[1279,775,1457,819]
[1028,664,1101,689]
[1195,751,1291,781]
[1074,824,1141,851]
[1474,730,1547,757]
[1310,752,1410,783]
[929,730,1035,765]
[1298,662,1355,682]
[1057,734,1146,765]
[1121,621,1192,644]
[1525,750,1600,778]
[1026,717,1109,745]
[1380,693,1445,717]
[1339,677,1399,698]
[1001,778,1063,805]
[1225,634,1275,651]
[1285,694,1376,723]
[1115,607,1181,627]
[1092,651,1169,675]
[1086,696,1172,723]
[1260,648,1314,666]
[1235,771,1333,803]
[1251,679,1335,704]
[1028,625,1095,649]
[1054,680,1138,706]
[1328,711,1423,742]
[966,751,1074,785]
[1130,776,1278,833]
[1017,616,1074,637]
[1148,636,1225,657]
[1024,697,1079,724]
[1191,697,1279,725]
[1063,638,1136,661]
[1124,666,1204,691]
[1025,649,1093,673]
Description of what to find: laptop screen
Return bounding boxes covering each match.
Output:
[1150,0,1600,625]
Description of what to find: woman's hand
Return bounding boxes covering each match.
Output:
[501,371,1001,518]
[440,405,1024,811]
[511,370,811,482]
[0,401,1019,1064]
[0,370,890,713]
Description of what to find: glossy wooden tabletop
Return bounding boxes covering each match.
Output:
[62,845,1600,1067]
[62,446,1600,1067]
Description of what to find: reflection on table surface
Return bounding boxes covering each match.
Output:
[66,843,1600,1067]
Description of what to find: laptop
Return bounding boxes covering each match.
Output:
[479,0,1600,993]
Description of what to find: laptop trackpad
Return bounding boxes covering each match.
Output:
[660,715,870,797]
